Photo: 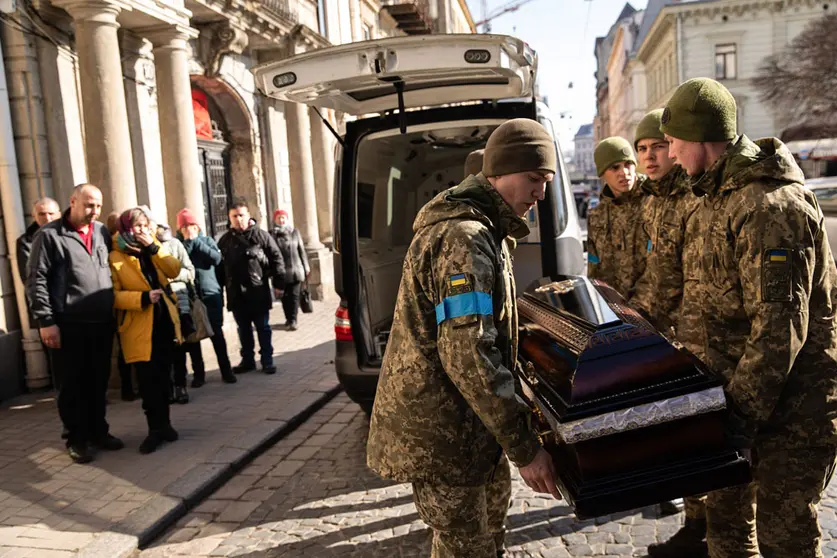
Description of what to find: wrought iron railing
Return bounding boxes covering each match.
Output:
[260,0,298,24]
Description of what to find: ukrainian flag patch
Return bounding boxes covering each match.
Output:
[768,249,788,262]
[448,273,473,295]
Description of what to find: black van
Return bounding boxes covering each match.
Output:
[253,34,585,414]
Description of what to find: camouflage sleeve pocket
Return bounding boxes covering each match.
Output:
[761,248,793,303]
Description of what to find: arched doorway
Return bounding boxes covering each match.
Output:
[190,76,262,238]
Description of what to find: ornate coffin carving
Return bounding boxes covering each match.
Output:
[517,276,751,519]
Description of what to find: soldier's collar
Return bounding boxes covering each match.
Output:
[482,182,530,241]
[690,139,740,197]
[647,166,687,197]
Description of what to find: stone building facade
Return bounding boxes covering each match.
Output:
[0,0,473,397]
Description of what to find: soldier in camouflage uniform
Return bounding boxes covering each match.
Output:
[367,119,562,558]
[629,111,709,558]
[631,109,693,336]
[661,77,837,558]
[587,137,648,299]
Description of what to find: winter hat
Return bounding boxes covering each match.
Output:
[273,209,289,222]
[176,208,199,230]
[634,109,666,149]
[483,119,557,177]
[594,137,636,177]
[137,205,156,227]
[660,78,737,142]
[463,149,485,177]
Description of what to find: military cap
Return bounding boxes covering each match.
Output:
[464,149,485,177]
[483,119,557,177]
[634,109,666,149]
[660,78,737,142]
[594,137,636,177]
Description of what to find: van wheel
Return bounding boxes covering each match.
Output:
[358,401,374,418]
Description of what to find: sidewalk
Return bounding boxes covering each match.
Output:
[0,294,343,557]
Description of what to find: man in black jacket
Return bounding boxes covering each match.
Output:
[26,184,124,464]
[16,197,60,289]
[218,201,284,375]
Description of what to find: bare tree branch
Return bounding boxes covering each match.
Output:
[753,13,837,122]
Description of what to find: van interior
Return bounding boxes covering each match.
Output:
[355,120,507,360]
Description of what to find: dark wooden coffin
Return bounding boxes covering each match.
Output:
[516,276,751,519]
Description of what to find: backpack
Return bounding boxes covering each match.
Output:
[233,233,268,289]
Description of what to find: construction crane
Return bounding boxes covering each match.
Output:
[475,0,539,33]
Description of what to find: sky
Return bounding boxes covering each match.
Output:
[464,0,649,152]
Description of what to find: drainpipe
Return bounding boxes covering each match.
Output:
[0,39,50,389]
[676,13,684,83]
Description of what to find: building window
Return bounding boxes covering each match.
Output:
[363,23,373,40]
[715,44,737,80]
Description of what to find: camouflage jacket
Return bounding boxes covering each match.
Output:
[366,174,541,486]
[684,135,837,449]
[586,180,648,299]
[631,166,697,335]
[676,193,706,358]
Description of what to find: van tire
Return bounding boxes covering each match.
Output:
[359,401,374,418]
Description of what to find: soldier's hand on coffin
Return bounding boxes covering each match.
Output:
[518,448,562,499]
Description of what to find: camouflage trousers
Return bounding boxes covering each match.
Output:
[412,454,512,558]
[706,444,837,558]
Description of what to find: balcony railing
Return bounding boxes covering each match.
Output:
[380,0,434,35]
[260,0,298,24]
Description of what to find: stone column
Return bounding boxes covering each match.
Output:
[147,25,203,229]
[286,100,335,300]
[0,21,55,215]
[285,100,323,251]
[55,0,137,215]
[309,106,334,246]
[0,39,49,394]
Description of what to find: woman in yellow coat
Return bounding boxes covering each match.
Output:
[110,207,184,454]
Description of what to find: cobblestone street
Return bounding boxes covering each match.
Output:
[142,394,837,558]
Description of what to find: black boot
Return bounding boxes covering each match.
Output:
[174,386,189,404]
[139,432,164,454]
[221,364,237,384]
[159,425,179,442]
[647,517,708,558]
[233,360,256,374]
[68,443,93,464]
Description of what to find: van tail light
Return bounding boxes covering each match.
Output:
[335,305,353,341]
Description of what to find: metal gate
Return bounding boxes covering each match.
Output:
[198,139,232,240]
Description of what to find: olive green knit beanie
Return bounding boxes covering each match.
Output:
[660,78,737,142]
[483,119,557,177]
[634,109,666,149]
[464,149,484,177]
[594,137,636,177]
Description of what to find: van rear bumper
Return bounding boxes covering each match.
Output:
[335,340,380,410]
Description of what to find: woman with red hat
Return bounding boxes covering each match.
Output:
[270,209,309,330]
[175,208,237,385]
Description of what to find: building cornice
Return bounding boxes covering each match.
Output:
[662,0,801,20]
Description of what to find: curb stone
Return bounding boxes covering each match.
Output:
[73,384,343,554]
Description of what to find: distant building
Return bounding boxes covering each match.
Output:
[573,124,596,177]
[635,0,831,139]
